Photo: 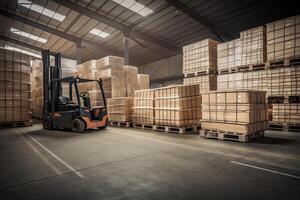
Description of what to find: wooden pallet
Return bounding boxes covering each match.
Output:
[153,124,200,134]
[266,56,300,68]
[108,121,132,128]
[133,123,155,130]
[218,63,265,75]
[184,69,217,78]
[0,121,33,128]
[269,122,300,132]
[200,129,264,142]
[268,95,300,104]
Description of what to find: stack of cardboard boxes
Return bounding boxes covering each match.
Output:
[132,89,155,125]
[183,39,219,93]
[201,90,268,141]
[107,97,134,123]
[217,39,241,72]
[154,85,201,127]
[266,15,300,130]
[0,49,31,124]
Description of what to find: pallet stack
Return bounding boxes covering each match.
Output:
[183,39,219,93]
[217,26,267,91]
[0,49,32,126]
[132,89,155,129]
[107,97,134,127]
[200,90,268,142]
[266,15,300,132]
[240,26,266,66]
[154,84,201,133]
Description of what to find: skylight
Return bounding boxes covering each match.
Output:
[89,28,110,38]
[3,45,41,58]
[112,0,153,17]
[18,0,66,22]
[10,28,47,43]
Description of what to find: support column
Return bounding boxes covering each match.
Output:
[123,28,130,65]
[76,41,82,64]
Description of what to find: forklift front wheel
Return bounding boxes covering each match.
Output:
[42,115,53,130]
[72,119,86,133]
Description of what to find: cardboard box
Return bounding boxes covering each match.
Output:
[183,39,219,74]
[266,15,300,61]
[107,97,134,122]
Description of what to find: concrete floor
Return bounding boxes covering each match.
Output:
[0,124,299,200]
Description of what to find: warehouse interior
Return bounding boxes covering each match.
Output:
[0,0,300,199]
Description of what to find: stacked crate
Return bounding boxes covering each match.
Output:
[0,49,32,125]
[217,39,241,73]
[132,89,155,126]
[200,90,268,142]
[154,84,201,128]
[266,15,300,131]
[218,70,267,91]
[266,15,300,61]
[240,26,266,66]
[183,39,219,93]
[217,28,267,92]
[137,74,150,90]
[107,97,134,125]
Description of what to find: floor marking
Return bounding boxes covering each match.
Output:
[17,129,62,175]
[19,129,85,179]
[230,161,300,180]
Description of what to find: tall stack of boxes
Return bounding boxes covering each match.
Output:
[132,89,155,125]
[183,39,219,93]
[154,85,201,127]
[217,39,241,72]
[107,97,134,123]
[266,15,300,130]
[201,90,268,141]
[0,49,31,124]
[240,26,266,66]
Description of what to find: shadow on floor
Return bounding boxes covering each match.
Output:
[252,136,294,144]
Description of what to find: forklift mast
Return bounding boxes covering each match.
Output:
[42,50,62,117]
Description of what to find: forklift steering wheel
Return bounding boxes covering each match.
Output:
[79,92,89,98]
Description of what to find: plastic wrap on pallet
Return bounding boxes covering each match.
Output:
[201,90,268,135]
[217,39,241,71]
[154,84,202,126]
[266,15,300,61]
[0,49,32,122]
[182,39,219,74]
[240,26,266,65]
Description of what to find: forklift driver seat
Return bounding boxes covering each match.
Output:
[58,96,77,111]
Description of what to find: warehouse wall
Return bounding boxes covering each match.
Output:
[138,54,183,88]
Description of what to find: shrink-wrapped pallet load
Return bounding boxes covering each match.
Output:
[107,97,134,122]
[272,103,300,124]
[154,85,201,127]
[266,15,300,61]
[182,39,219,74]
[217,70,267,91]
[201,90,268,138]
[267,66,300,96]
[240,26,266,65]
[183,75,217,93]
[137,74,150,90]
[217,39,241,71]
[132,89,155,125]
[0,49,32,124]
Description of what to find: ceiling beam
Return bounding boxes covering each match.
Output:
[164,0,234,41]
[0,34,75,59]
[51,0,180,53]
[0,7,122,56]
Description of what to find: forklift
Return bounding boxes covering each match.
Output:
[41,50,108,132]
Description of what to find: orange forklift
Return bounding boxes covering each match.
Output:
[41,50,108,132]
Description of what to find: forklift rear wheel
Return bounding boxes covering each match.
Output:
[72,119,86,133]
[42,115,53,130]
